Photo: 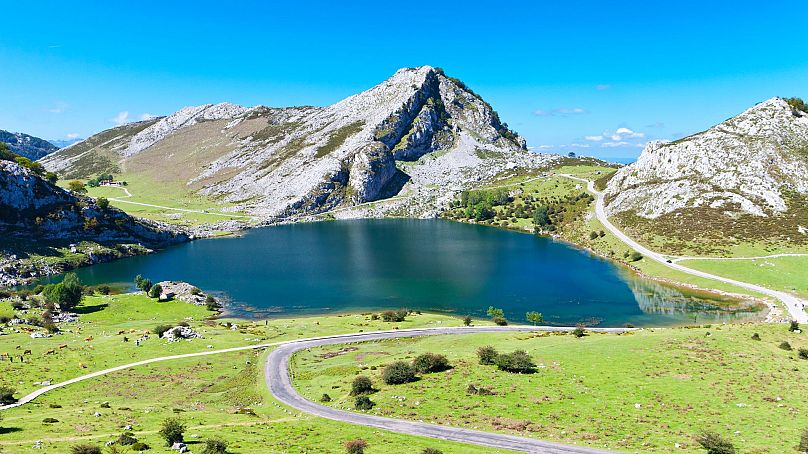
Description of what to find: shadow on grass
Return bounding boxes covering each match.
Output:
[73,303,108,315]
[0,427,23,434]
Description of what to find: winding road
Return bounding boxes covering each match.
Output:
[560,174,808,323]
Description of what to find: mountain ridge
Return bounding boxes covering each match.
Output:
[0,129,59,160]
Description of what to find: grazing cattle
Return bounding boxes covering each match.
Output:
[44,349,56,355]
[58,344,68,349]
[15,345,21,350]
[23,349,32,355]
[84,336,93,342]
[78,362,87,369]
[0,352,10,361]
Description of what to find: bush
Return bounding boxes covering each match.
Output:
[799,348,808,360]
[0,386,16,405]
[422,449,443,454]
[492,316,508,326]
[382,361,416,385]
[70,445,101,454]
[751,333,761,341]
[97,285,111,295]
[799,427,808,452]
[477,346,498,365]
[42,417,59,423]
[190,287,202,295]
[354,395,375,410]
[412,353,451,374]
[201,438,228,454]
[131,442,149,451]
[67,180,86,194]
[572,324,586,338]
[695,431,736,454]
[351,376,374,396]
[779,341,792,351]
[381,310,408,322]
[628,252,643,262]
[148,284,162,299]
[495,350,536,373]
[206,295,218,311]
[344,439,368,454]
[589,231,599,240]
[154,325,172,337]
[320,393,332,402]
[463,315,472,326]
[789,320,800,332]
[117,432,138,445]
[158,417,185,446]
[96,197,109,209]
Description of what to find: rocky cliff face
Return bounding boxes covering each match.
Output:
[42,66,552,220]
[606,98,808,218]
[0,160,187,245]
[0,129,59,160]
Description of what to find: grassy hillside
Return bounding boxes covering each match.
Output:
[293,323,808,453]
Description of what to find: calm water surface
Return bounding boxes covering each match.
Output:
[59,219,758,326]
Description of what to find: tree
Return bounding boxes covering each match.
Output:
[0,386,16,405]
[45,172,58,184]
[350,376,374,396]
[477,346,498,365]
[486,306,504,319]
[96,197,109,209]
[382,361,416,385]
[412,353,450,374]
[462,315,472,326]
[344,439,368,454]
[67,180,87,194]
[533,206,551,227]
[354,395,375,410]
[135,275,152,293]
[159,417,185,446]
[201,438,229,454]
[789,320,800,332]
[43,273,83,311]
[695,431,736,454]
[525,311,543,326]
[495,350,536,373]
[381,309,408,322]
[148,283,162,299]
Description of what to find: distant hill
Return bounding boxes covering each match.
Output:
[604,97,808,254]
[0,129,59,160]
[42,66,554,220]
[48,137,84,148]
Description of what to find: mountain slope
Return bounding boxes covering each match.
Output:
[0,148,188,285]
[604,97,808,253]
[42,66,553,220]
[0,129,59,160]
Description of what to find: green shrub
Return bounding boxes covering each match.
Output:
[799,348,808,360]
[494,350,536,373]
[412,353,451,374]
[158,417,185,446]
[492,316,508,326]
[70,445,101,454]
[789,320,800,332]
[751,333,761,341]
[477,346,498,365]
[350,376,374,396]
[381,310,408,322]
[382,361,416,385]
[0,386,16,405]
[463,315,472,326]
[130,442,149,451]
[320,393,331,402]
[422,449,443,454]
[785,97,808,115]
[96,197,109,209]
[572,324,586,338]
[628,252,643,262]
[148,284,162,299]
[799,427,808,452]
[154,325,172,337]
[695,431,736,454]
[201,438,228,454]
[42,417,59,423]
[779,341,792,351]
[344,438,368,454]
[117,432,138,445]
[354,395,375,410]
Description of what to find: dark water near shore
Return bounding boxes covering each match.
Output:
[52,219,759,326]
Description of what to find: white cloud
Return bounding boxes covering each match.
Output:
[584,135,604,142]
[533,107,588,117]
[139,113,157,121]
[569,143,591,148]
[601,141,630,148]
[615,127,644,138]
[111,111,129,126]
[66,133,80,139]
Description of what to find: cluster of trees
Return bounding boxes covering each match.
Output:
[86,173,113,187]
[454,189,510,221]
[134,274,162,298]
[477,345,536,373]
[67,417,227,454]
[381,309,409,322]
[0,142,58,183]
[42,273,84,311]
[785,97,808,115]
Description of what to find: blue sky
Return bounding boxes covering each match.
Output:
[2,1,807,160]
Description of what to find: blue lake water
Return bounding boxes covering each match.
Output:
[57,219,758,326]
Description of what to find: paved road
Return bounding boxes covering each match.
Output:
[560,174,808,323]
[671,253,808,263]
[266,325,628,453]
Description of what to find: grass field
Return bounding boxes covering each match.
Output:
[680,256,808,299]
[0,293,502,453]
[293,323,808,453]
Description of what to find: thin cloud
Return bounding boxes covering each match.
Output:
[601,141,630,148]
[111,111,129,126]
[584,135,604,142]
[47,101,68,114]
[139,113,157,121]
[533,107,588,117]
[66,133,80,139]
[595,84,610,91]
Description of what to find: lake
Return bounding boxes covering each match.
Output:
[59,219,759,326]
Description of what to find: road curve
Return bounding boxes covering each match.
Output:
[266,325,629,453]
[560,174,808,323]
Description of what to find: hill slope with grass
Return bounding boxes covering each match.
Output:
[41,66,555,220]
[0,145,188,286]
[604,97,808,255]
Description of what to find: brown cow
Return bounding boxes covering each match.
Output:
[58,344,68,349]
[44,349,56,355]
[84,336,93,342]
[23,349,32,355]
